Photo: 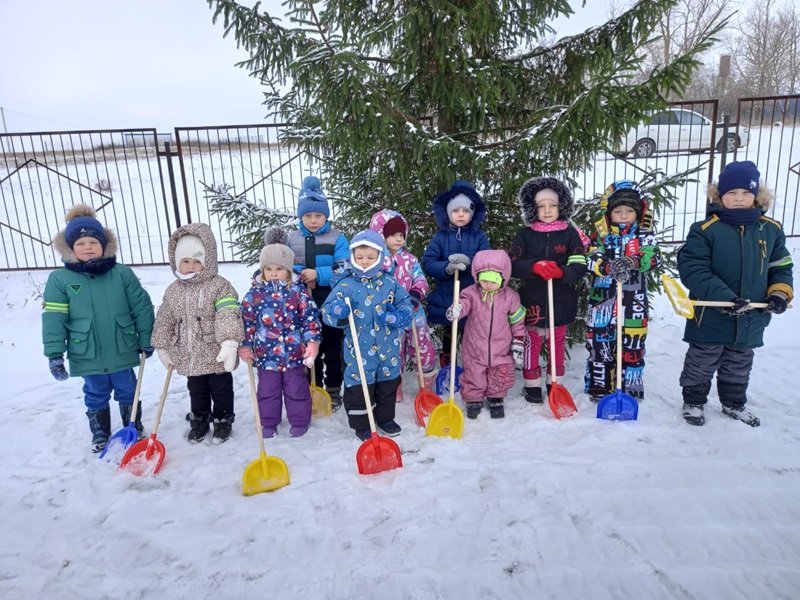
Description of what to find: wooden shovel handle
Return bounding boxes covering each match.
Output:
[344,297,379,434]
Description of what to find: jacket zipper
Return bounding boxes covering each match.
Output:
[735,226,745,347]
[487,301,494,367]
[185,286,194,373]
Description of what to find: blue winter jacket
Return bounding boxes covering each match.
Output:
[321,268,413,386]
[287,221,349,306]
[422,185,490,325]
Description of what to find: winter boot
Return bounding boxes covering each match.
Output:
[488,398,505,419]
[718,381,760,427]
[327,386,342,412]
[523,386,543,404]
[212,413,234,443]
[87,408,112,453]
[466,401,483,419]
[119,402,145,440]
[186,411,211,442]
[377,420,402,437]
[681,383,711,426]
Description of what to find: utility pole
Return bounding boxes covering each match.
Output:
[0,106,7,133]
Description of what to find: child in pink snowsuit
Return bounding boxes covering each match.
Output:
[369,209,437,400]
[447,249,526,419]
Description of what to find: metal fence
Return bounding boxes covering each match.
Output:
[1,96,798,270]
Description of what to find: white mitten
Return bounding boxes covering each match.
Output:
[446,303,463,321]
[156,348,172,370]
[216,340,240,372]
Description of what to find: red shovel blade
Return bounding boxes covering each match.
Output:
[356,433,403,475]
[548,382,578,420]
[119,435,166,476]
[414,390,444,427]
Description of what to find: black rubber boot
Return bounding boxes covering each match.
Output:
[87,408,112,453]
[523,386,543,404]
[681,382,711,426]
[488,398,505,419]
[718,381,760,427]
[119,403,145,440]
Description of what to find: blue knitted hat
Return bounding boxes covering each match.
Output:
[64,205,108,250]
[297,176,330,219]
[718,161,760,197]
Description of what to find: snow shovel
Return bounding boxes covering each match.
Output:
[412,318,443,427]
[661,274,773,319]
[242,360,290,495]
[426,275,465,439]
[435,270,463,396]
[343,297,403,475]
[309,364,332,418]
[100,351,146,463]
[597,282,638,421]
[119,365,172,476]
[546,279,577,419]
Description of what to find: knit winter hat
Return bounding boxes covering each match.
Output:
[446,193,475,217]
[477,270,503,286]
[717,160,760,197]
[349,229,386,279]
[64,204,108,250]
[297,175,330,219]
[517,177,574,224]
[382,215,408,239]
[602,180,644,223]
[259,227,295,274]
[174,234,206,266]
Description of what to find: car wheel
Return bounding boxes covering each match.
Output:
[632,139,655,158]
[717,134,738,153]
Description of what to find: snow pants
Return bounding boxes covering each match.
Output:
[460,362,516,403]
[312,323,344,389]
[257,366,311,429]
[399,311,437,374]
[679,343,754,388]
[82,368,136,411]
[187,372,234,419]
[523,324,567,384]
[343,376,400,431]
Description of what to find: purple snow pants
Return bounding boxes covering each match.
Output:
[256,366,311,429]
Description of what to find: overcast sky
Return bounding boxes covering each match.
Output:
[0,1,617,134]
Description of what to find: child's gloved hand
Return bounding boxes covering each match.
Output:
[446,303,463,321]
[765,292,789,315]
[216,340,239,372]
[532,260,564,281]
[724,297,751,316]
[512,338,525,369]
[409,290,423,312]
[156,348,172,370]
[237,346,256,363]
[606,256,637,283]
[326,298,350,318]
[445,253,470,275]
[303,341,320,368]
[380,304,401,328]
[139,346,155,359]
[49,356,69,381]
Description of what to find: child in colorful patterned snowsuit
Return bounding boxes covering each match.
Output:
[42,204,154,453]
[368,209,437,400]
[678,161,793,427]
[151,223,244,443]
[422,180,491,366]
[509,177,587,404]
[321,230,413,441]
[585,180,661,402]
[239,228,321,438]
[287,176,349,411]
[447,249,526,419]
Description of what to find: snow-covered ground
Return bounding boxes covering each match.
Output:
[2,240,799,599]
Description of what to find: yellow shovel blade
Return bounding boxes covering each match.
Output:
[425,400,464,439]
[661,274,695,319]
[310,385,332,418]
[242,453,290,496]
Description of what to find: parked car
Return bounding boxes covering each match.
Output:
[613,108,749,158]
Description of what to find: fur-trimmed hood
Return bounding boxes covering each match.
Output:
[518,177,574,225]
[52,204,118,263]
[432,180,487,231]
[707,183,773,211]
[167,222,219,281]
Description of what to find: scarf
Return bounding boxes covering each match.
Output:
[64,256,117,275]
[717,207,762,226]
[531,220,569,233]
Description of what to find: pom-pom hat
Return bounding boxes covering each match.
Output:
[64,204,108,250]
[259,227,295,274]
[297,176,330,219]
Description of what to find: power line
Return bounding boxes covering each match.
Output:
[0,106,80,129]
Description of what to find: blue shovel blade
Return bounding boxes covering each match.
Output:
[435,365,463,396]
[99,425,138,463]
[596,389,639,421]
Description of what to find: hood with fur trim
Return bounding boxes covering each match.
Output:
[470,249,512,285]
[432,180,487,231]
[167,222,219,281]
[707,183,773,212]
[52,204,118,264]
[518,177,574,225]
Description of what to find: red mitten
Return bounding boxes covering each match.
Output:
[532,260,564,281]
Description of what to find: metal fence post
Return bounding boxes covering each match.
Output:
[159,141,182,228]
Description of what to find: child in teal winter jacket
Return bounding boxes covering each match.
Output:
[42,205,154,452]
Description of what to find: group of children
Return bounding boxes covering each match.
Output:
[42,162,794,452]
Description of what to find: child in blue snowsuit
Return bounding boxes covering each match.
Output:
[422,180,491,366]
[321,230,413,441]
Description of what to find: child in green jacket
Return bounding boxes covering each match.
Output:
[42,205,155,452]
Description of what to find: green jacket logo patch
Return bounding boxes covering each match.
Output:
[69,284,83,295]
